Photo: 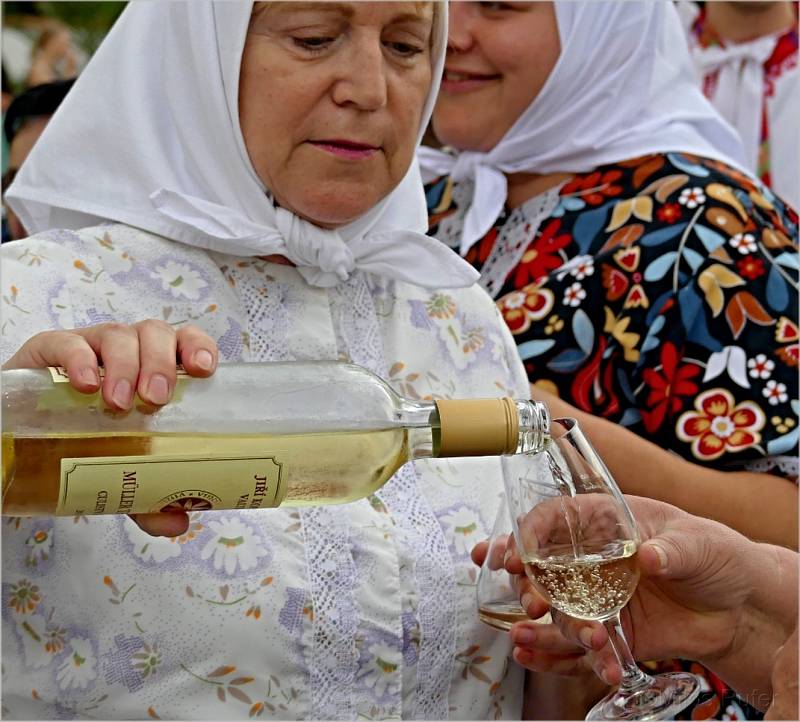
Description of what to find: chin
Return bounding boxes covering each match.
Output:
[294,189,383,229]
[431,124,493,153]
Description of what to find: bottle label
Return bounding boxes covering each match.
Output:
[58,454,286,515]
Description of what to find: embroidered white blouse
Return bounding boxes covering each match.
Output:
[0,224,530,720]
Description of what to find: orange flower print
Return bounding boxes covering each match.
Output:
[426,294,457,320]
[8,579,41,614]
[677,389,765,461]
[44,624,67,654]
[497,285,554,335]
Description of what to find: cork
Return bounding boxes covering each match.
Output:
[435,397,519,457]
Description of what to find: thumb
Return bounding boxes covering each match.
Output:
[637,530,703,580]
[131,512,190,537]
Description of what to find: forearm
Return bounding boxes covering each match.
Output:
[536,390,798,549]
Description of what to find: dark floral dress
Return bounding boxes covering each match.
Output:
[427,153,799,720]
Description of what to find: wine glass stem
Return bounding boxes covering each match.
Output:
[602,612,652,694]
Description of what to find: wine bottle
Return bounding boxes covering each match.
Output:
[2,362,550,517]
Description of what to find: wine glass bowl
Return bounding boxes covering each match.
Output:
[476,493,533,631]
[503,418,701,721]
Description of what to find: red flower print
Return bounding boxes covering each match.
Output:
[465,227,499,266]
[776,344,799,368]
[513,219,572,287]
[656,203,682,224]
[677,388,765,461]
[497,284,555,335]
[640,343,701,433]
[561,170,624,206]
[736,256,766,280]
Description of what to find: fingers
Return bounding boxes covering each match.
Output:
[131,512,190,537]
[70,320,220,409]
[3,330,101,393]
[504,533,525,574]
[514,577,551,618]
[176,324,218,377]
[548,613,620,685]
[134,320,178,406]
[76,323,141,410]
[510,623,593,676]
[471,540,488,567]
[511,616,620,685]
[511,620,586,656]
[549,611,609,651]
[637,531,708,581]
[512,646,589,676]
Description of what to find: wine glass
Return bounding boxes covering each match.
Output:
[502,418,701,721]
[476,493,552,630]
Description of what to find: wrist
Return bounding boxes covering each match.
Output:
[699,543,796,709]
[744,544,798,634]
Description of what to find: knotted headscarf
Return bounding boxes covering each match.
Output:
[418,1,749,256]
[7,1,479,289]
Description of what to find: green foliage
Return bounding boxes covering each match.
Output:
[4,2,126,53]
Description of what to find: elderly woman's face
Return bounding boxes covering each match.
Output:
[240,1,433,227]
[432,2,559,153]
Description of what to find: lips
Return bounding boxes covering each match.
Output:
[441,67,500,93]
[443,69,499,82]
[308,139,380,160]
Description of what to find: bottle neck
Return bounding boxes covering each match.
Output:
[513,400,551,455]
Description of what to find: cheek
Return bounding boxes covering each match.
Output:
[494,15,560,102]
[240,68,313,185]
[389,71,431,159]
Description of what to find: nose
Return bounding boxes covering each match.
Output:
[446,3,477,54]
[331,36,388,111]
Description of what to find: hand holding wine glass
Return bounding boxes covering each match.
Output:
[503,418,701,720]
[507,494,798,716]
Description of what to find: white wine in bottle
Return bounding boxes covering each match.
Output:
[2,362,550,517]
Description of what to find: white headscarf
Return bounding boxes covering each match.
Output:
[418,0,749,256]
[676,0,797,178]
[7,1,479,289]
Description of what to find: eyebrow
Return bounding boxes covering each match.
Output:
[267,3,354,17]
[267,2,431,24]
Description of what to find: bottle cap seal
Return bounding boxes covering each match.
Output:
[435,397,519,456]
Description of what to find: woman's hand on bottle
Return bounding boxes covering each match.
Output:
[4,320,219,537]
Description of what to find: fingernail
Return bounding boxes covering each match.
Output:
[514,628,535,644]
[600,668,613,686]
[579,628,594,649]
[146,374,170,405]
[79,366,99,386]
[650,542,668,572]
[112,378,132,409]
[193,349,214,372]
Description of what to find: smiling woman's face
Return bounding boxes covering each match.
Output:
[432,2,560,153]
[239,1,433,228]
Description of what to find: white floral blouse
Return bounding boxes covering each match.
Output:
[0,224,531,720]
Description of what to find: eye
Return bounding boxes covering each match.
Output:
[292,36,335,53]
[385,40,424,57]
[479,2,517,11]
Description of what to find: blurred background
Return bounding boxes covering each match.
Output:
[1,2,125,239]
[2,2,125,91]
